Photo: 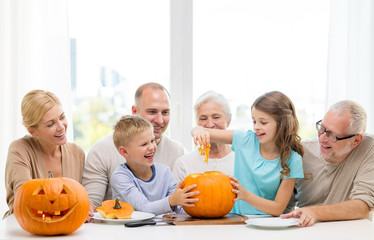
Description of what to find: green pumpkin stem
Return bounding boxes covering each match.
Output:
[114,197,122,209]
[48,171,54,178]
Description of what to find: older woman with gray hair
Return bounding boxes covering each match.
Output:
[173,91,235,181]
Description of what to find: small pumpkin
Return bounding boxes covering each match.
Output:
[182,171,235,218]
[13,171,89,235]
[97,197,134,219]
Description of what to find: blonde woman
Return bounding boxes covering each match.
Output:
[4,90,85,218]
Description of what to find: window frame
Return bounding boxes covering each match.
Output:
[170,0,194,151]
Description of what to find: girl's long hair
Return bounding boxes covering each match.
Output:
[252,91,304,178]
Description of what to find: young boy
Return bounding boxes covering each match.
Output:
[111,115,198,215]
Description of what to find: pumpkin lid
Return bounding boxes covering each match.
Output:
[96,198,134,219]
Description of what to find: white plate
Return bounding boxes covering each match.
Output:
[92,211,155,224]
[246,217,299,229]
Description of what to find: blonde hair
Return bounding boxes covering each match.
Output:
[113,115,153,149]
[252,91,304,178]
[21,90,61,128]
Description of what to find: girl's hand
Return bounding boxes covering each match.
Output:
[191,126,210,147]
[169,181,199,207]
[229,176,248,202]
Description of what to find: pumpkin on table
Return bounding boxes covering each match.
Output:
[182,171,235,218]
[97,197,134,219]
[13,171,89,236]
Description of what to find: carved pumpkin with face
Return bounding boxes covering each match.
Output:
[13,172,89,235]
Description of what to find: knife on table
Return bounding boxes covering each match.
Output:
[124,219,185,227]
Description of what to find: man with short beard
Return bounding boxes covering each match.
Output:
[282,100,374,227]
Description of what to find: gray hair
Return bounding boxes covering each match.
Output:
[329,100,367,134]
[194,91,232,122]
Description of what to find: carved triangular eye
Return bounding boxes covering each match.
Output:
[32,185,45,195]
[60,185,72,194]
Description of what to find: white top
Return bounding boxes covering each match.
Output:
[82,133,186,207]
[153,133,186,170]
[173,149,235,181]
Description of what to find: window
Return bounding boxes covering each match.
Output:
[68,0,169,152]
[193,0,330,139]
[69,0,330,152]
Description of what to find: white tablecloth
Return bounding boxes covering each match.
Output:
[1,214,374,240]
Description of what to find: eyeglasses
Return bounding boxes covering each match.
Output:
[315,120,357,143]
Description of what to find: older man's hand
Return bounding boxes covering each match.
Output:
[280,207,316,227]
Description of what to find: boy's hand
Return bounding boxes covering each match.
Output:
[169,181,199,207]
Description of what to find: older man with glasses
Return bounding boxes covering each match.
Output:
[282,100,374,227]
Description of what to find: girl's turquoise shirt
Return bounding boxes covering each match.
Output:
[231,130,304,215]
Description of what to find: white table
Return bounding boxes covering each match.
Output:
[1,214,374,240]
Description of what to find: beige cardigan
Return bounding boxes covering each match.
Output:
[294,134,374,209]
[4,135,85,218]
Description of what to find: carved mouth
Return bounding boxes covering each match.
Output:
[26,202,78,223]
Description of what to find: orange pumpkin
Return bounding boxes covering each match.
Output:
[13,172,89,235]
[182,171,235,218]
[97,197,134,219]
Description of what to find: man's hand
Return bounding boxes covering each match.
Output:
[281,207,316,227]
[85,202,98,223]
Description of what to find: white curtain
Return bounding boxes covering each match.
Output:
[0,0,72,216]
[326,0,374,133]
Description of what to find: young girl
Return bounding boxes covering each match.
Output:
[191,91,304,216]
